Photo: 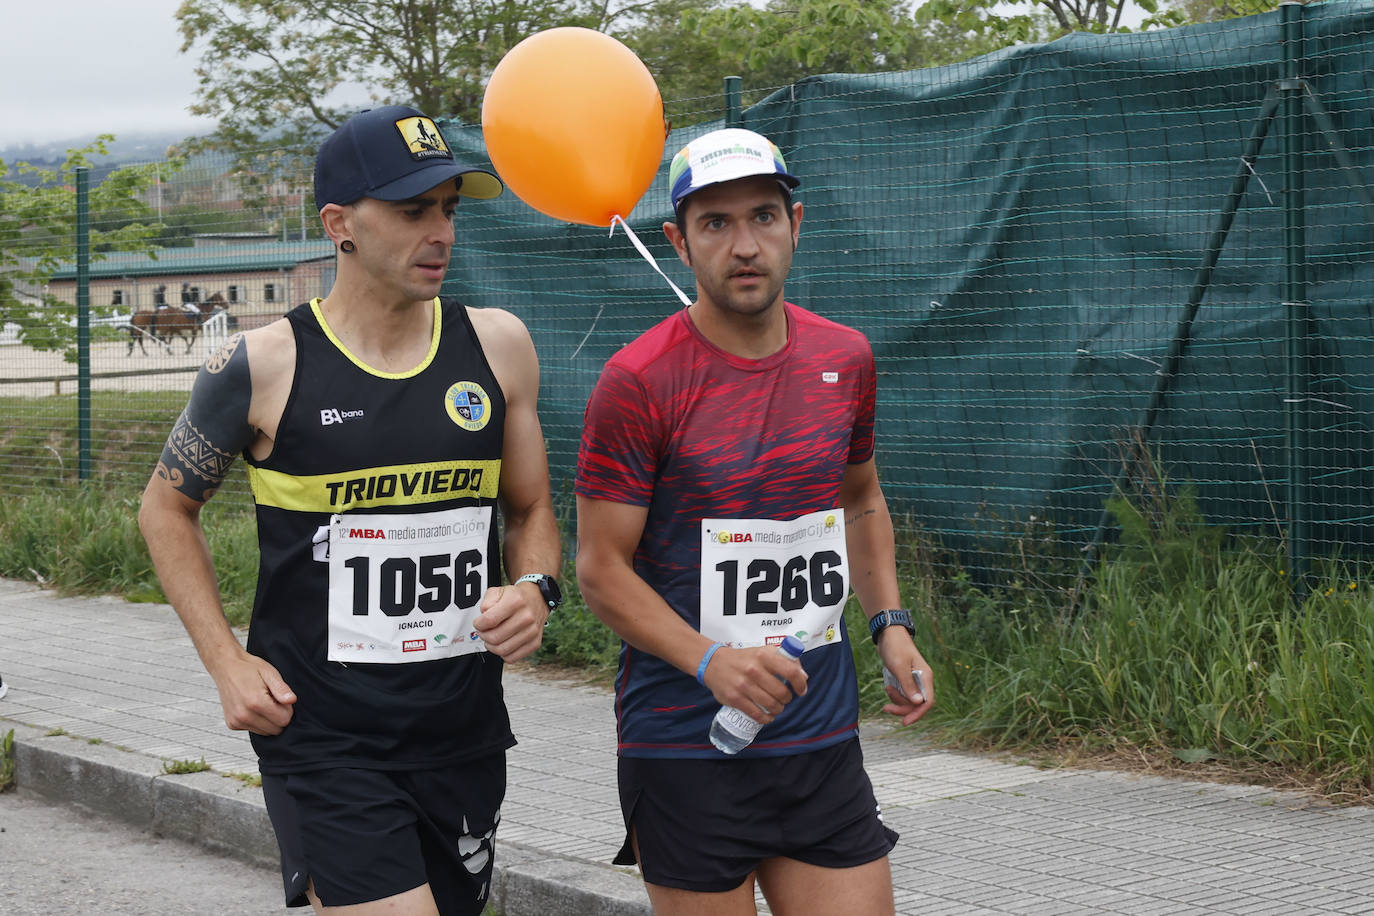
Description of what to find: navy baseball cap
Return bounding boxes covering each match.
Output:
[314,105,503,211]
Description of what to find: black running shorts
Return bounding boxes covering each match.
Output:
[614,738,898,893]
[261,755,504,914]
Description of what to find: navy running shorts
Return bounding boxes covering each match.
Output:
[261,754,504,914]
[614,738,898,893]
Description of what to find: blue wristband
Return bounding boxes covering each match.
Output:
[696,642,724,687]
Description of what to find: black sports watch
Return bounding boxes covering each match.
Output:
[868,608,915,644]
[515,573,563,612]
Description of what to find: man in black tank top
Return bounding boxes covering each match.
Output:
[139,105,562,916]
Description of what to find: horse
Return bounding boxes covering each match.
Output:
[124,310,164,356]
[124,292,229,356]
[154,304,207,353]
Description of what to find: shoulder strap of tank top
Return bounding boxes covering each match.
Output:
[439,297,504,398]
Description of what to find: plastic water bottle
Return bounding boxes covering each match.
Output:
[709,635,806,754]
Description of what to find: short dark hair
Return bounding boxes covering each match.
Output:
[674,183,795,240]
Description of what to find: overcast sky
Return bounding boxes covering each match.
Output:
[0,1,1152,152]
[0,0,214,149]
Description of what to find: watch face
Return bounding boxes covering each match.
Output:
[542,576,563,607]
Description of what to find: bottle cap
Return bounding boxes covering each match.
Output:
[780,635,805,658]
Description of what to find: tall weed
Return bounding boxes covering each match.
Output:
[903,480,1374,798]
[0,484,155,592]
[0,480,258,627]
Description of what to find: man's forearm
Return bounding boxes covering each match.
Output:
[502,503,563,580]
[139,496,246,676]
[846,497,902,614]
[577,556,712,676]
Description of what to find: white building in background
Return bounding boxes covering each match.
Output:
[44,235,337,330]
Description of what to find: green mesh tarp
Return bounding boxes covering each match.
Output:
[440,1,1374,558]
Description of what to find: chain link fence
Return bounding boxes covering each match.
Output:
[3,2,1372,596]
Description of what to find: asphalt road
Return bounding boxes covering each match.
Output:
[0,789,291,915]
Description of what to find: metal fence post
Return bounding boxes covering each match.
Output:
[724,76,742,126]
[1280,0,1310,585]
[76,166,91,482]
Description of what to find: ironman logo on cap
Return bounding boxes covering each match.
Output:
[668,127,799,209]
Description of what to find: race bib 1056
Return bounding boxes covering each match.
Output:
[327,505,491,663]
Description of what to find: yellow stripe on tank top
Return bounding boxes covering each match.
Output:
[309,297,443,379]
[247,459,502,512]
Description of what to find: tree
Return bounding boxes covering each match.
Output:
[179,0,1013,152]
[176,0,682,208]
[1166,0,1279,25]
[677,0,924,87]
[915,0,1186,50]
[177,0,1282,193]
[175,0,657,145]
[610,0,736,119]
[913,0,1284,68]
[0,138,163,360]
[616,0,1003,125]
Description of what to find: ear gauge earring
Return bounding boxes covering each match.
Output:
[340,240,356,254]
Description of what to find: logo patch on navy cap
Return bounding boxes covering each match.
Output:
[394,116,453,162]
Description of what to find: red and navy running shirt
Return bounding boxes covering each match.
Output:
[576,303,877,758]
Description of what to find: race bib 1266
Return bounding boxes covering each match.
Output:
[699,508,849,650]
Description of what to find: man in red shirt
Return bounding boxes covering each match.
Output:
[576,127,933,915]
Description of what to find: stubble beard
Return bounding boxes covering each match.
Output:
[718,278,784,319]
[697,256,790,320]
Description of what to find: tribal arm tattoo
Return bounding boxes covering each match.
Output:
[155,333,255,502]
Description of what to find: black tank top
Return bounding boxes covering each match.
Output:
[244,298,514,773]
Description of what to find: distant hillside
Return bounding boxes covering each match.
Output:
[0,129,208,168]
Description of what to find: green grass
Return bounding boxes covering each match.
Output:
[161,757,212,775]
[0,477,257,626]
[898,487,1374,801]
[0,729,14,793]
[0,390,190,489]
[1,475,1371,801]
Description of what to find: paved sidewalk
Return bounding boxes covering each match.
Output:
[3,576,1374,915]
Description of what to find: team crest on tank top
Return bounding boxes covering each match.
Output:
[445,380,493,431]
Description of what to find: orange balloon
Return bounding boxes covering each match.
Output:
[482,27,666,226]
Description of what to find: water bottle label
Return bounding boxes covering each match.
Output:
[715,705,764,737]
[699,509,849,651]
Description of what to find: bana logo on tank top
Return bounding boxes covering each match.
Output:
[444,381,493,431]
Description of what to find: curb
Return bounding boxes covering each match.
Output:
[3,719,650,915]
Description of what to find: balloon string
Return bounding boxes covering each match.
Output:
[610,215,693,308]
